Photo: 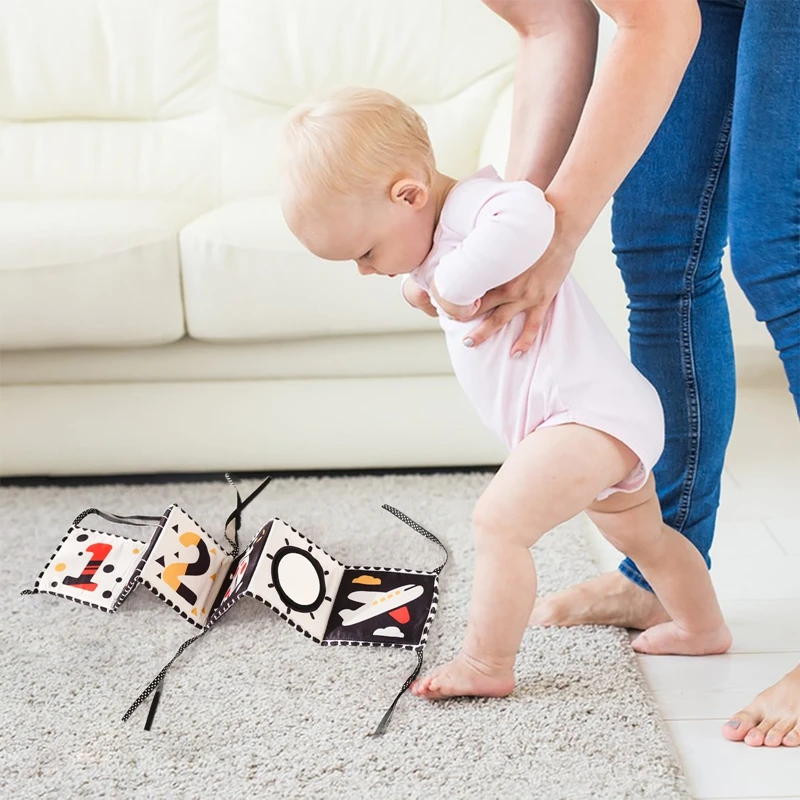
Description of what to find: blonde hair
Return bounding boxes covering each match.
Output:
[281,87,436,206]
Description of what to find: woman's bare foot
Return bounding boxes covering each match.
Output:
[530,570,671,630]
[631,620,732,656]
[411,653,515,700]
[722,664,800,747]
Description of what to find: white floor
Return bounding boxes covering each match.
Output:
[587,384,800,799]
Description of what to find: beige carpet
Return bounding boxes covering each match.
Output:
[1,472,689,799]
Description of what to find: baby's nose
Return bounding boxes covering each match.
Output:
[357,263,375,275]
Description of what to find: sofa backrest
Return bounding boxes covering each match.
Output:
[0,0,517,203]
[218,0,517,200]
[0,0,219,202]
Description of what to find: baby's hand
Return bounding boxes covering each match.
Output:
[430,280,481,321]
[402,279,438,318]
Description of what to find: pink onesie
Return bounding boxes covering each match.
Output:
[409,166,664,499]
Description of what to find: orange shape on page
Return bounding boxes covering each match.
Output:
[352,575,381,586]
[54,563,66,572]
[389,606,410,625]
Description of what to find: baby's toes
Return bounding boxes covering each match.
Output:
[411,672,438,698]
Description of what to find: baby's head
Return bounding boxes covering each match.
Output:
[281,87,439,277]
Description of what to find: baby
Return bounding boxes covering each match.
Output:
[281,88,731,701]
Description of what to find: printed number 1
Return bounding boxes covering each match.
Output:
[63,543,113,592]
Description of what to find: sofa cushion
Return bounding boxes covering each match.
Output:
[180,197,441,342]
[0,200,201,350]
[0,332,453,385]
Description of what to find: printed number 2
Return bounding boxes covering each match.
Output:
[162,532,211,606]
[63,543,113,592]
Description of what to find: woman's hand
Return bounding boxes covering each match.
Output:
[462,232,576,357]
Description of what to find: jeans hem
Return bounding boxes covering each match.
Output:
[618,562,654,594]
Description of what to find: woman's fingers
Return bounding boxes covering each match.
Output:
[458,225,576,349]
[463,297,553,355]
[510,306,549,356]
[475,279,521,316]
[463,302,526,348]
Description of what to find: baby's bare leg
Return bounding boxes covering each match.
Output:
[412,423,640,701]
[587,477,731,655]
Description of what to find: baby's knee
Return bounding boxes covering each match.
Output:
[588,481,663,555]
[472,493,545,550]
[472,495,516,547]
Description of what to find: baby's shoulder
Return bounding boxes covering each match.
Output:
[442,167,547,231]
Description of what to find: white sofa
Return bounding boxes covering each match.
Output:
[0,0,775,477]
[0,0,521,476]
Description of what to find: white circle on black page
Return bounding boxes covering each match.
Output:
[271,546,326,613]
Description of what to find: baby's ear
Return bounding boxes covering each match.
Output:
[391,179,428,209]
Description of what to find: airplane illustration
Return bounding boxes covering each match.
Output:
[338,584,424,627]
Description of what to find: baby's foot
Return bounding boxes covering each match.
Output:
[723,664,800,747]
[411,653,515,701]
[530,570,671,630]
[631,620,732,656]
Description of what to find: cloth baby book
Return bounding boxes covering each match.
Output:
[23,476,448,735]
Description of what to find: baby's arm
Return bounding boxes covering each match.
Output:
[402,277,430,309]
[401,275,438,317]
[405,272,479,320]
[432,181,555,315]
[429,283,481,320]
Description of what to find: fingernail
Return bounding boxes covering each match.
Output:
[512,351,522,360]
[463,338,474,348]
[725,719,740,729]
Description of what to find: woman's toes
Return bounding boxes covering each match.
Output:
[724,665,800,746]
[783,728,800,747]
[765,720,794,747]
[744,719,774,747]
[722,712,757,742]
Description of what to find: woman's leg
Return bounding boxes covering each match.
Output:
[531,0,744,630]
[722,0,800,748]
[727,1,800,412]
[613,0,744,586]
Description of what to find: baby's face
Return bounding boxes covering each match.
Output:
[285,183,435,277]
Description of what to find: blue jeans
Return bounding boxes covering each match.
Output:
[611,0,800,591]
